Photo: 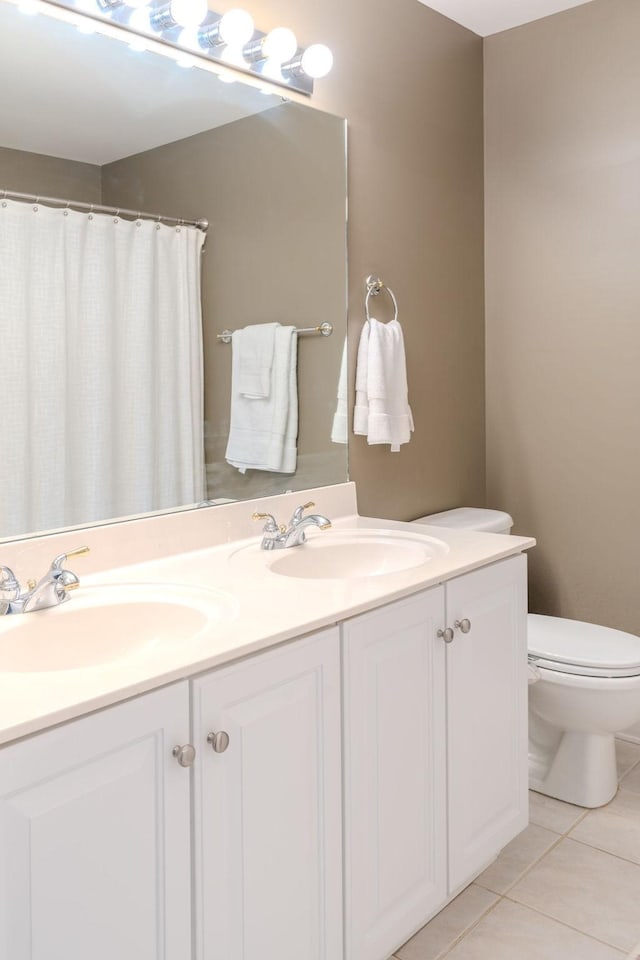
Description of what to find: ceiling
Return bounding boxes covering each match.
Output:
[416,0,596,37]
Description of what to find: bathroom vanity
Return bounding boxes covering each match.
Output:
[0,484,534,960]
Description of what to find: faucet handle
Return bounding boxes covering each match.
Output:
[290,501,316,525]
[50,545,90,572]
[58,570,81,593]
[252,512,279,533]
[0,565,20,602]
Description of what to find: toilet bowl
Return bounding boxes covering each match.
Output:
[413,508,640,808]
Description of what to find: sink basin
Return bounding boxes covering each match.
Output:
[231,528,449,580]
[0,583,237,673]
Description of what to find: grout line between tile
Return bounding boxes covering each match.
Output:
[564,832,640,871]
[619,757,640,783]
[529,812,591,837]
[477,831,566,897]
[502,893,628,954]
[435,894,504,960]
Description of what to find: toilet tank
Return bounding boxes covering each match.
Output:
[412,507,513,535]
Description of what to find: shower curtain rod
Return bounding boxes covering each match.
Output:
[0,188,208,232]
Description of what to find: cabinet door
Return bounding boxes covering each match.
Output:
[192,627,342,960]
[446,555,528,892]
[343,589,447,960]
[0,682,192,960]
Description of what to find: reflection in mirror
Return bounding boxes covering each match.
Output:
[0,0,347,542]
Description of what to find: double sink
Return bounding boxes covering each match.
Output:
[0,527,448,674]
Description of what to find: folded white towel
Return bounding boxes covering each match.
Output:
[233,322,278,398]
[225,325,298,474]
[353,317,414,452]
[331,337,348,444]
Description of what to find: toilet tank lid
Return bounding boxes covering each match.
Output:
[413,507,513,534]
[529,614,640,674]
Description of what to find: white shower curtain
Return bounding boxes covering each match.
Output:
[0,199,205,538]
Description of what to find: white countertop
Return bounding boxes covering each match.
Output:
[0,490,535,746]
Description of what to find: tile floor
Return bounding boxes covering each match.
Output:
[392,739,640,960]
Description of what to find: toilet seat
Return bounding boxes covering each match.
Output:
[528,614,640,679]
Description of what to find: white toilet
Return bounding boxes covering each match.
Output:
[414,507,640,808]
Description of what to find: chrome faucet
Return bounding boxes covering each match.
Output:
[0,546,89,614]
[252,501,331,550]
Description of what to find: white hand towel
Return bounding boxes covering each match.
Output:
[331,337,348,444]
[225,325,298,474]
[352,317,414,452]
[352,320,370,437]
[233,322,278,398]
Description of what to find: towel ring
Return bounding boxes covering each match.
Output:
[365,275,398,324]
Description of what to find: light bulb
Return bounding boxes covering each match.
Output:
[262,26,297,64]
[300,43,333,79]
[219,8,254,47]
[169,0,207,29]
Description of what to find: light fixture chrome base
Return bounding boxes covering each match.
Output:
[39,0,316,96]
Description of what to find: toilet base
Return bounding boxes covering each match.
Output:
[529,730,618,808]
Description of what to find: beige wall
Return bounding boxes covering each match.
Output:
[0,146,101,203]
[485,0,640,630]
[230,0,486,520]
[103,104,347,502]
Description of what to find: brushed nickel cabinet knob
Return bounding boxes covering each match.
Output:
[172,744,196,767]
[437,627,455,644]
[455,619,472,634]
[207,731,230,753]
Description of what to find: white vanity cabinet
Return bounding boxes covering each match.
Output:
[342,555,528,960]
[191,626,343,960]
[446,556,529,892]
[0,548,529,960]
[0,682,193,960]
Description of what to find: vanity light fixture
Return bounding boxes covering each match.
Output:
[34,0,333,94]
[150,0,208,31]
[198,7,254,50]
[243,25,297,64]
[283,43,334,80]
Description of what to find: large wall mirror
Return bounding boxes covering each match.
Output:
[0,0,348,543]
